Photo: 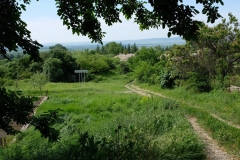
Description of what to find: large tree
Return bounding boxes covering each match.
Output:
[191,13,240,86]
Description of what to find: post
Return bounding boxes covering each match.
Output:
[74,70,88,83]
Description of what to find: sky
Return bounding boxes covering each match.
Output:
[20,0,240,44]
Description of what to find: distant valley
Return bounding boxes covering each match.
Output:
[40,37,186,51]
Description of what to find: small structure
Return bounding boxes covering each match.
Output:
[74,70,88,82]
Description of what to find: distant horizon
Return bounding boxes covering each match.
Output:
[41,37,184,45]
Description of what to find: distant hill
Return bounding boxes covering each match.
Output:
[41,37,186,51]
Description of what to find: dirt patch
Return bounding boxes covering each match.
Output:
[115,54,134,61]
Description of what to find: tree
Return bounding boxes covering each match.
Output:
[49,43,68,51]
[43,58,63,82]
[130,43,138,53]
[48,44,78,82]
[0,0,42,61]
[30,72,48,93]
[95,45,100,53]
[127,44,131,53]
[1,0,224,60]
[191,13,240,86]
[105,42,122,55]
[167,44,213,92]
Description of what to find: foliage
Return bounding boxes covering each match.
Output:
[166,44,213,92]
[46,44,78,82]
[31,109,60,142]
[0,87,34,134]
[190,13,240,86]
[0,87,59,141]
[130,47,161,67]
[160,69,179,89]
[105,42,122,55]
[186,69,212,93]
[43,58,63,82]
[30,72,48,93]
[55,0,223,44]
[116,61,130,74]
[76,53,117,78]
[1,56,33,80]
[0,0,42,60]
[129,47,171,86]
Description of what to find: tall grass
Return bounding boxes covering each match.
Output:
[137,82,240,158]
[0,79,205,160]
[137,82,240,125]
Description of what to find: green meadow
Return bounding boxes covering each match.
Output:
[0,78,205,160]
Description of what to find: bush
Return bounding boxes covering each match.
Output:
[186,70,212,93]
[160,70,179,89]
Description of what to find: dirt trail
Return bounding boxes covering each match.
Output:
[125,83,236,160]
[188,117,234,160]
[10,96,49,144]
[127,83,240,130]
[21,96,49,132]
[210,113,240,129]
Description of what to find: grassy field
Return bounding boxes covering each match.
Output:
[136,82,240,158]
[0,78,205,160]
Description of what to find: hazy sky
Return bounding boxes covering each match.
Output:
[20,0,240,44]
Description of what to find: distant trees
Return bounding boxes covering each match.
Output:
[105,42,122,55]
[42,44,78,82]
[76,53,117,76]
[129,46,172,86]
[95,42,138,55]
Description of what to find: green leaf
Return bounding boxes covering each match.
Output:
[168,32,171,37]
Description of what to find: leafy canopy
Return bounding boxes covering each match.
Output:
[1,0,224,60]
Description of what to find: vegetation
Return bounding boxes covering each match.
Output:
[0,80,205,160]
[136,82,240,156]
[1,2,240,159]
[0,0,227,142]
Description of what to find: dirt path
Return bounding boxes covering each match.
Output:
[127,83,240,130]
[20,96,49,132]
[125,82,235,160]
[10,96,49,144]
[210,113,240,129]
[188,117,234,160]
